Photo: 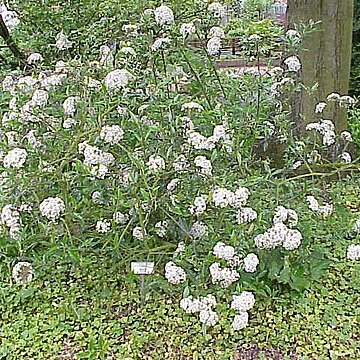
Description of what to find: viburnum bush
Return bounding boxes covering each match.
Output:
[1,1,359,334]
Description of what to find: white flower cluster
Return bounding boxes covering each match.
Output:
[243,253,259,273]
[104,69,134,91]
[0,4,19,30]
[273,206,298,228]
[55,31,72,50]
[306,196,333,217]
[209,26,225,38]
[155,220,168,237]
[236,207,257,224]
[12,261,34,284]
[151,37,171,51]
[353,219,360,233]
[165,261,187,284]
[339,152,352,164]
[32,89,49,107]
[180,294,218,326]
[231,291,255,330]
[284,55,301,72]
[207,37,221,56]
[63,96,80,116]
[189,221,208,239]
[347,244,360,261]
[208,2,226,18]
[189,195,207,215]
[209,262,240,288]
[315,102,327,114]
[39,197,65,221]
[213,241,236,262]
[154,5,174,26]
[96,219,111,233]
[180,22,195,37]
[187,124,229,150]
[255,222,302,251]
[1,204,21,238]
[113,211,129,225]
[181,102,204,111]
[100,125,124,144]
[132,226,146,241]
[78,142,115,179]
[212,186,250,208]
[306,119,336,146]
[327,93,356,108]
[3,148,27,169]
[194,156,212,176]
[27,52,44,64]
[147,154,165,172]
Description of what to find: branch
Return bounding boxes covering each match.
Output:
[0,13,25,61]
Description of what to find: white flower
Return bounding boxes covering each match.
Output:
[16,76,38,92]
[63,96,80,116]
[1,204,20,228]
[3,148,27,169]
[231,291,255,311]
[187,131,216,150]
[189,221,208,239]
[12,262,34,284]
[132,226,146,241]
[236,208,257,224]
[306,196,333,217]
[181,102,204,111]
[346,244,360,261]
[180,296,201,313]
[286,29,300,39]
[122,24,139,35]
[189,195,207,215]
[212,187,233,208]
[340,131,353,142]
[1,6,19,30]
[39,197,65,221]
[209,27,224,38]
[104,69,134,91]
[353,219,360,233]
[207,37,221,56]
[213,242,236,261]
[273,206,298,228]
[284,55,301,72]
[100,125,124,144]
[199,309,218,326]
[27,53,44,64]
[194,156,212,176]
[155,220,168,237]
[151,37,171,51]
[327,92,341,101]
[315,102,327,114]
[147,154,165,171]
[120,46,136,56]
[180,22,195,37]
[154,5,174,26]
[31,89,49,107]
[167,178,181,192]
[172,155,189,172]
[339,95,356,108]
[208,2,226,18]
[339,152,352,164]
[96,219,111,233]
[282,229,302,250]
[175,241,186,254]
[209,262,240,288]
[231,187,251,208]
[243,253,259,273]
[165,262,187,284]
[55,31,72,50]
[113,211,129,225]
[40,74,67,90]
[232,312,249,330]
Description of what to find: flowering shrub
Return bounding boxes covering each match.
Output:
[0,1,359,338]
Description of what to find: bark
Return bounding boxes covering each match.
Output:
[287,0,353,134]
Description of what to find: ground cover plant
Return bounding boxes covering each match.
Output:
[0,0,359,359]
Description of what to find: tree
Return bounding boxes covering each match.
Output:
[287,0,354,134]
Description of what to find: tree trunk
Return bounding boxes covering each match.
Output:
[287,0,353,134]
